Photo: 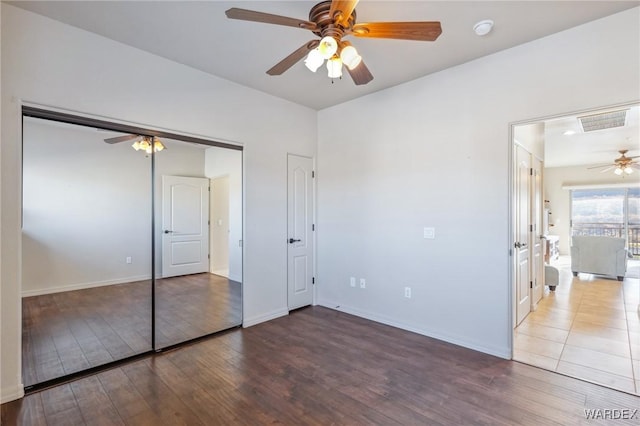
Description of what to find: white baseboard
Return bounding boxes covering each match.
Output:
[317,299,511,360]
[1,384,24,404]
[21,274,152,297]
[228,273,242,283]
[243,308,288,328]
[211,268,229,278]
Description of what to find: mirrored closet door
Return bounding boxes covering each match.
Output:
[21,110,243,389]
[154,142,243,348]
[22,116,153,387]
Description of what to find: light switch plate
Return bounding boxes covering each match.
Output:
[423,227,435,239]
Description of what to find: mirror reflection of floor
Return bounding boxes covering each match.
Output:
[22,273,241,387]
[514,256,640,395]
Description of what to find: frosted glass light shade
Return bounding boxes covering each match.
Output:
[153,138,165,152]
[614,167,623,175]
[304,49,324,72]
[340,45,362,70]
[318,36,338,59]
[624,166,633,174]
[327,56,343,78]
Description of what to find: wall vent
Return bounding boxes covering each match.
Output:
[579,109,627,132]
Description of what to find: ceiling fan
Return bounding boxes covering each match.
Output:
[587,150,639,175]
[225,0,442,85]
[104,134,166,153]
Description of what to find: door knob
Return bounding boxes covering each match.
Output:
[164,230,174,234]
[289,238,301,244]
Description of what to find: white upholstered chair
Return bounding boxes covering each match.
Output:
[570,236,628,281]
[544,265,559,291]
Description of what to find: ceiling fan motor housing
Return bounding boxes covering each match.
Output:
[309,1,356,40]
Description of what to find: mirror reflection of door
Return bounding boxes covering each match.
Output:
[154,143,242,349]
[21,117,153,388]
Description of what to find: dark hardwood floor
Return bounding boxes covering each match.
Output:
[6,306,639,425]
[22,273,242,387]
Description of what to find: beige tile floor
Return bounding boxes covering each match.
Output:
[514,256,640,395]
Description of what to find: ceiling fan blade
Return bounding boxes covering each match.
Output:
[586,163,612,169]
[104,134,138,144]
[346,60,373,85]
[267,40,320,76]
[352,21,442,41]
[330,0,359,26]
[599,166,616,173]
[225,8,317,31]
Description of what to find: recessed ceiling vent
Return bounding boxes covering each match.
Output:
[579,109,627,132]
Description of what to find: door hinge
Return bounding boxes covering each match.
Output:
[529,224,533,232]
[208,254,210,259]
[312,224,315,231]
[312,277,315,284]
[312,171,315,178]
[530,281,533,289]
[529,168,533,176]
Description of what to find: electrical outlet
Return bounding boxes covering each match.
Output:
[404,287,412,298]
[360,278,366,289]
[126,256,132,264]
[350,277,356,287]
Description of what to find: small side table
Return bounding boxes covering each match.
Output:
[544,235,560,263]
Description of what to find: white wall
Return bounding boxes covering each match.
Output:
[205,146,243,282]
[514,122,545,161]
[544,165,640,255]
[22,118,153,295]
[317,8,639,358]
[1,4,316,402]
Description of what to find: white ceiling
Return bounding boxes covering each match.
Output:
[9,1,639,110]
[10,1,640,167]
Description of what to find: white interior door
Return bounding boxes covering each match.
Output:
[162,176,210,278]
[515,145,531,325]
[531,157,543,307]
[287,154,314,310]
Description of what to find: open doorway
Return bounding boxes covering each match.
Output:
[512,103,640,395]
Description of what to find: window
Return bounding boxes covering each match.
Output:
[571,187,639,256]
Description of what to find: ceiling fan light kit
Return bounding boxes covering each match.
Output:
[225,0,442,85]
[132,136,166,154]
